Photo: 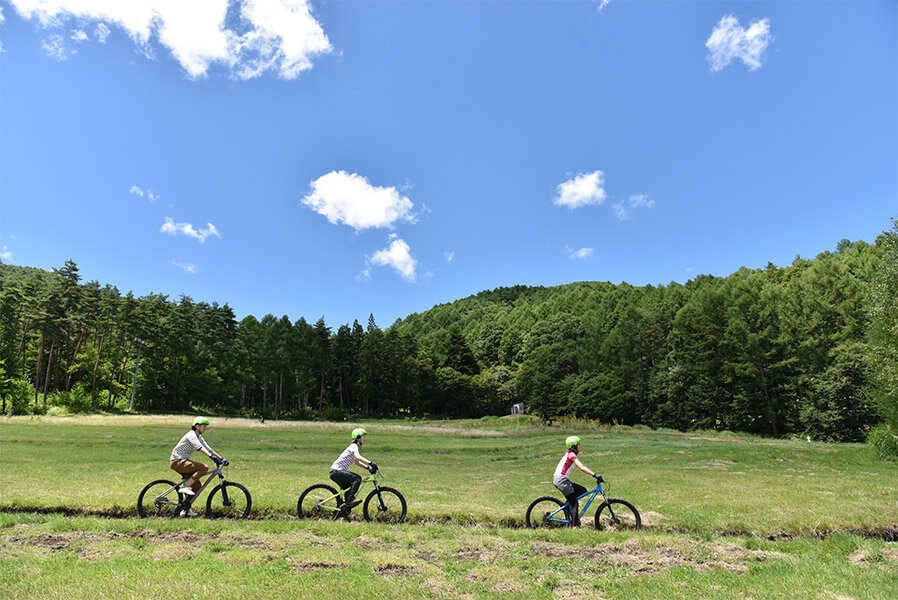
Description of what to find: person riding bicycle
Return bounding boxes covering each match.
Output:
[329,428,377,509]
[554,435,602,526]
[170,417,225,515]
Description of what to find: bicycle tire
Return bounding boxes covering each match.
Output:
[594,498,641,531]
[363,486,407,524]
[525,496,571,529]
[205,481,252,519]
[137,479,183,518]
[297,483,341,519]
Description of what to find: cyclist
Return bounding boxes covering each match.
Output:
[329,428,377,509]
[170,417,225,515]
[554,435,602,526]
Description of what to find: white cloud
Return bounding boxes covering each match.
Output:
[172,259,197,274]
[0,246,14,264]
[555,171,606,209]
[8,0,331,80]
[303,170,415,231]
[597,0,612,10]
[369,236,417,282]
[445,251,455,263]
[0,7,4,53]
[566,245,593,260]
[706,15,772,72]
[129,185,159,202]
[71,29,88,42]
[95,22,110,43]
[612,193,655,221]
[41,33,69,60]
[160,217,221,243]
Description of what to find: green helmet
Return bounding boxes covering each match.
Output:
[352,428,367,439]
[565,435,581,449]
[193,417,210,426]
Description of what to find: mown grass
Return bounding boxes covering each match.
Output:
[2,415,898,599]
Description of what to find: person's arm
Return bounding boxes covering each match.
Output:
[573,456,596,478]
[351,447,372,469]
[195,433,222,460]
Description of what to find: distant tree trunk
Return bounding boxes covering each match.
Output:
[43,336,56,406]
[19,319,31,378]
[65,328,85,391]
[90,333,105,403]
[34,334,45,405]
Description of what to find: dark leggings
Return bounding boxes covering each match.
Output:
[564,482,588,525]
[329,469,362,504]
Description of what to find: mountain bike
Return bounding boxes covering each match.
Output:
[297,468,406,523]
[525,476,641,530]
[137,457,252,519]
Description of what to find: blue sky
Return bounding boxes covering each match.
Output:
[1,1,896,329]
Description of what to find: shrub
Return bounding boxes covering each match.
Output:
[866,423,898,460]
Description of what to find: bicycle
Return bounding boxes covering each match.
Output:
[297,468,406,523]
[137,457,252,519]
[525,476,641,530]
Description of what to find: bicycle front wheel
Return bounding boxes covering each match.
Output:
[137,479,182,518]
[525,496,571,528]
[594,498,641,531]
[363,487,406,524]
[206,481,252,519]
[297,483,341,519]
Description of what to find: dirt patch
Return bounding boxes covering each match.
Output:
[532,539,755,575]
[31,534,73,550]
[290,560,348,572]
[375,563,419,577]
[849,548,898,568]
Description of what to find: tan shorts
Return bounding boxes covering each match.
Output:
[170,459,208,493]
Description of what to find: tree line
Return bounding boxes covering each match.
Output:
[1,220,896,442]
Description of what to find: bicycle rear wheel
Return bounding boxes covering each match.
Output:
[206,481,252,519]
[363,487,406,524]
[525,496,571,528]
[297,483,341,519]
[594,498,641,531]
[137,479,182,518]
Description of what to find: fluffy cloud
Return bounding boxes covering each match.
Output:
[160,217,221,243]
[95,22,110,43]
[303,170,415,231]
[555,171,606,209]
[0,245,14,264]
[369,236,417,282]
[612,193,655,221]
[566,246,593,260]
[8,0,331,80]
[129,185,159,202]
[172,259,197,274]
[706,15,772,72]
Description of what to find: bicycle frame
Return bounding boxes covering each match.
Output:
[314,471,384,514]
[156,462,228,509]
[545,482,607,525]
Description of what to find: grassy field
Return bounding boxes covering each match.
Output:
[2,415,898,599]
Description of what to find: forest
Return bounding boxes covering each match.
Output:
[1,219,897,443]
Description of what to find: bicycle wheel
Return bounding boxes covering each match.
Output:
[297,483,341,519]
[137,479,183,518]
[363,487,407,524]
[205,481,252,519]
[594,498,641,531]
[525,496,571,528]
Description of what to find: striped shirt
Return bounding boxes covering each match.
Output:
[330,442,360,471]
[170,430,214,461]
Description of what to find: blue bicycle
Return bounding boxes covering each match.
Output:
[525,476,641,530]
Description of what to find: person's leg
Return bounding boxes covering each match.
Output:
[567,483,588,526]
[330,469,355,505]
[171,460,207,494]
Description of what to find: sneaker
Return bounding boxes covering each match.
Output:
[179,487,195,496]
[179,509,199,518]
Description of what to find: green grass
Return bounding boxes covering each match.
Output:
[2,415,898,598]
